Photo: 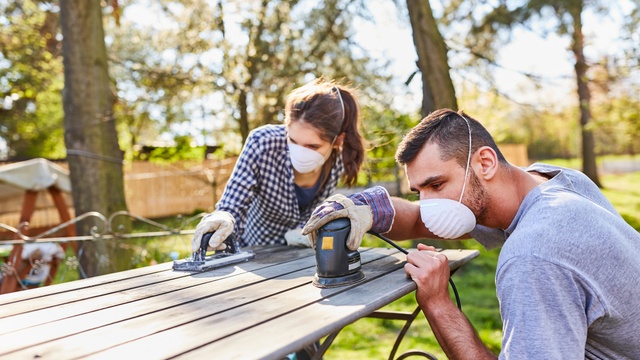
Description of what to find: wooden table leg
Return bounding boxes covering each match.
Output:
[46,187,77,285]
[0,191,38,294]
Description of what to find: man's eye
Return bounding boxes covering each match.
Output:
[432,183,443,190]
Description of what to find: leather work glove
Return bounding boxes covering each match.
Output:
[191,211,235,252]
[302,186,395,251]
[284,228,311,248]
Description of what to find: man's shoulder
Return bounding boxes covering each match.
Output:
[526,162,593,184]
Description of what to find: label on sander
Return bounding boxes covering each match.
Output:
[321,236,334,250]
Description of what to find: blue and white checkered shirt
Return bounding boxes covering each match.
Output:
[216,125,343,246]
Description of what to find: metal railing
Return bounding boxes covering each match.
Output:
[0,211,205,292]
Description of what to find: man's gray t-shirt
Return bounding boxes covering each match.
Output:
[471,163,640,359]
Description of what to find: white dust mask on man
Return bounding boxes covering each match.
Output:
[419,116,477,239]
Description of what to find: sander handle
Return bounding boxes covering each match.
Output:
[194,232,214,261]
[201,232,214,251]
[196,232,239,261]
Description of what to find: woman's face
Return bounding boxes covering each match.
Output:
[286,121,337,158]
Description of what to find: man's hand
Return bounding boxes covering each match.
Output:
[302,186,395,251]
[404,243,451,307]
[405,244,497,360]
[191,211,235,252]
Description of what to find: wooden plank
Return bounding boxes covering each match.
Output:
[0,246,309,310]
[74,249,409,360]
[0,247,478,360]
[0,248,396,359]
[0,247,319,333]
[0,263,173,307]
[182,249,478,360]
[440,248,480,270]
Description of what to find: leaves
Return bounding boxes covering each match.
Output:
[0,0,64,160]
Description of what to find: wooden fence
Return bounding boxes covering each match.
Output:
[0,143,528,230]
[122,157,237,219]
[0,158,237,230]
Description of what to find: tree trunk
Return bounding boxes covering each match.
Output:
[60,1,130,277]
[236,0,268,145]
[569,2,602,187]
[406,0,458,117]
[238,88,250,144]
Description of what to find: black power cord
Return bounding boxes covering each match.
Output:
[368,231,462,310]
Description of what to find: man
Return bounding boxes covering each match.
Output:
[302,108,640,359]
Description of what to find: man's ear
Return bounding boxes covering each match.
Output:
[475,146,499,180]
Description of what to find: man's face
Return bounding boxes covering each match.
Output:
[406,142,489,222]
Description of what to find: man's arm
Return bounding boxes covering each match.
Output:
[405,244,497,360]
[385,197,475,241]
[422,295,496,360]
[302,186,476,248]
[385,197,430,239]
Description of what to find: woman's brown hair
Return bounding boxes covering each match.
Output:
[285,78,364,186]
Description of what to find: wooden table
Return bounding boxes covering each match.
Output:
[0,245,478,359]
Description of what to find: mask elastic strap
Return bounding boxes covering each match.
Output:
[458,115,472,203]
[334,86,345,125]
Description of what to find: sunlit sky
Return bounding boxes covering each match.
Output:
[355,0,629,110]
[114,0,635,148]
[1,0,632,157]
[199,0,631,146]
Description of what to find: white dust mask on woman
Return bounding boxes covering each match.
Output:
[288,143,329,174]
[288,87,345,174]
[419,116,477,239]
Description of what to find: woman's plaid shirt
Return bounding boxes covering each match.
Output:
[215,125,343,246]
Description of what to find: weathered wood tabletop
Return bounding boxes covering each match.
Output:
[0,245,479,359]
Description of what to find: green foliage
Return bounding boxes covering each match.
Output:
[359,107,419,184]
[590,65,640,156]
[134,136,206,162]
[0,0,65,160]
[2,0,636,167]
[107,0,394,156]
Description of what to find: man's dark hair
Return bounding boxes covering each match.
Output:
[395,108,507,168]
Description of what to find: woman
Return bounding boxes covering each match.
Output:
[191,78,365,252]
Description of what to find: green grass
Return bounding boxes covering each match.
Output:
[599,172,640,230]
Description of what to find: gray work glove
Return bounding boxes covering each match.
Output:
[302,186,395,251]
[284,228,311,247]
[191,211,235,252]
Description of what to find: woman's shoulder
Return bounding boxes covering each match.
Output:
[242,124,287,156]
[248,124,286,141]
